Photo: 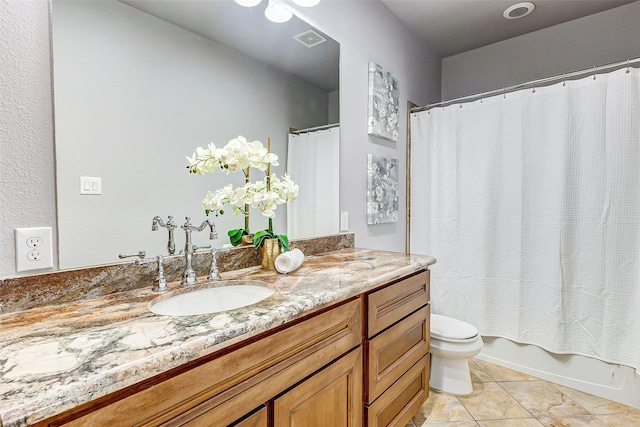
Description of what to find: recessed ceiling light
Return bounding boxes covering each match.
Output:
[264,0,292,23]
[234,0,262,7]
[292,0,320,6]
[503,2,535,19]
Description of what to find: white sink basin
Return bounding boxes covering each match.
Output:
[149,281,274,316]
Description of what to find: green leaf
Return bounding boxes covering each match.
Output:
[277,234,289,252]
[252,230,269,248]
[253,234,267,249]
[253,229,278,249]
[228,228,248,247]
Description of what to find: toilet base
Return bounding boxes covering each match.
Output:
[429,354,473,395]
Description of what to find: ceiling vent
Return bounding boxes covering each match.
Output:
[294,29,327,48]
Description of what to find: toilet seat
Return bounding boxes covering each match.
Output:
[431,313,478,343]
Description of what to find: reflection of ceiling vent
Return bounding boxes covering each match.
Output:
[294,29,327,48]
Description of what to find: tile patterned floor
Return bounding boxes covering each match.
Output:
[408,358,640,427]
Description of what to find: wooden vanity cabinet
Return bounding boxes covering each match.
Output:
[41,269,431,427]
[363,270,431,427]
[47,299,362,427]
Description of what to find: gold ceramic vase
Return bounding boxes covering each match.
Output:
[240,235,254,246]
[260,238,281,270]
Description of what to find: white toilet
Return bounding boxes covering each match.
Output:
[429,313,483,395]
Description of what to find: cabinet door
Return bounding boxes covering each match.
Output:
[273,348,362,427]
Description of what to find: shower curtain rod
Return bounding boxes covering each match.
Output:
[412,56,640,113]
[289,123,340,135]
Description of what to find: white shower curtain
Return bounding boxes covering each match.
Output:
[411,67,640,371]
[287,127,340,239]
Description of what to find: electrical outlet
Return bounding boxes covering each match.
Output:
[27,250,43,261]
[15,227,53,272]
[26,237,43,248]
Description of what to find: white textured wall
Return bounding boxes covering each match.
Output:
[442,1,640,100]
[0,0,442,277]
[0,0,57,277]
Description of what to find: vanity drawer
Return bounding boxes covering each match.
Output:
[365,305,429,404]
[366,270,430,338]
[365,354,430,427]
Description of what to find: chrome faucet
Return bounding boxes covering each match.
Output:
[137,255,169,292]
[119,251,168,291]
[152,215,178,255]
[181,216,217,286]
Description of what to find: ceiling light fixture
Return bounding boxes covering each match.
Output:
[234,0,262,7]
[503,2,535,19]
[292,0,321,7]
[264,0,293,23]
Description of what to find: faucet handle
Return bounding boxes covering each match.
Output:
[118,250,146,260]
[208,248,221,281]
[193,244,212,253]
[137,255,169,292]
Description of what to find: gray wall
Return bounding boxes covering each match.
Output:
[442,1,640,100]
[0,0,442,277]
[300,1,442,255]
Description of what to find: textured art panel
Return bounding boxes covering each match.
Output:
[367,154,399,224]
[367,61,399,142]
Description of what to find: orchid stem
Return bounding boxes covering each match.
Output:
[244,166,250,232]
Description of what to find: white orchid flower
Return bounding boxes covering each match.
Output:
[188,136,298,223]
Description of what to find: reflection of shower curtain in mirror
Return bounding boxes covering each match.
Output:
[410,67,640,372]
[287,127,340,239]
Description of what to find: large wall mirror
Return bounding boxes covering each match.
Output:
[52,0,340,269]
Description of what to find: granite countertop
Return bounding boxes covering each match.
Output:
[0,248,435,427]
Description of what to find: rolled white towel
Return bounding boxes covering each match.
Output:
[274,248,305,274]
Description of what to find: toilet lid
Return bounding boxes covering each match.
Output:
[431,314,478,341]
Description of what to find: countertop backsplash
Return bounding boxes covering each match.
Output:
[0,233,355,315]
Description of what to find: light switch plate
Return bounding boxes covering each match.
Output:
[80,176,102,195]
[340,212,349,232]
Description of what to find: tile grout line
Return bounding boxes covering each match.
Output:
[470,359,543,424]
[492,378,539,421]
